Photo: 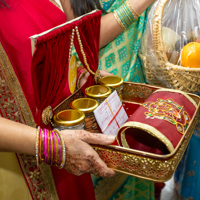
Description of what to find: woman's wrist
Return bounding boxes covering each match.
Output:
[113,0,139,31]
[77,66,88,89]
[35,128,66,168]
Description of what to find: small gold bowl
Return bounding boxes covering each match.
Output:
[71,98,99,133]
[70,98,99,114]
[85,85,111,104]
[54,109,85,130]
[99,76,123,101]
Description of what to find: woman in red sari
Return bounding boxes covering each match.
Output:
[0,0,155,199]
[0,0,116,199]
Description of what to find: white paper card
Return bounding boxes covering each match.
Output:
[94,90,128,136]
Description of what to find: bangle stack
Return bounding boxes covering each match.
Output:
[77,66,88,89]
[35,127,66,169]
[114,0,140,30]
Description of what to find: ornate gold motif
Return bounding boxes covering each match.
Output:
[143,98,190,135]
[0,43,59,199]
[42,106,53,125]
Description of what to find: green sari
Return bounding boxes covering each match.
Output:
[92,1,155,200]
[98,0,147,83]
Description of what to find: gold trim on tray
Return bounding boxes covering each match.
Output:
[154,88,198,108]
[118,122,175,153]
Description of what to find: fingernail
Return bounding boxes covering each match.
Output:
[107,135,115,142]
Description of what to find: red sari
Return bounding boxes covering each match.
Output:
[0,0,95,199]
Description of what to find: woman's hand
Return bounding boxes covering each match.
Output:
[61,130,115,177]
[79,70,113,88]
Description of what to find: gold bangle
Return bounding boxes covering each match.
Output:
[44,129,47,163]
[113,11,126,30]
[35,127,40,167]
[50,131,53,166]
[125,1,140,19]
[53,131,59,167]
[77,69,88,89]
[40,129,43,163]
[54,129,66,169]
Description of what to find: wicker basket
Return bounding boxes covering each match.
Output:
[139,0,200,93]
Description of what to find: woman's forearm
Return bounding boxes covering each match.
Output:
[60,0,155,48]
[99,0,155,48]
[0,117,36,155]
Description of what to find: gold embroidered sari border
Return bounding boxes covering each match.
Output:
[118,121,175,153]
[0,42,35,127]
[40,163,60,200]
[154,88,197,109]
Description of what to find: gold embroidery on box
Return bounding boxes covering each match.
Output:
[143,98,190,135]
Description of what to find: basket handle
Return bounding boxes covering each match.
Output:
[152,0,169,62]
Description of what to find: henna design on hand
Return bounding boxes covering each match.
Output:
[61,130,115,177]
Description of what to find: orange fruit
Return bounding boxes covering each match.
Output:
[181,42,200,68]
[196,38,200,43]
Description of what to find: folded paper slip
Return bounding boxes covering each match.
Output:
[117,88,197,155]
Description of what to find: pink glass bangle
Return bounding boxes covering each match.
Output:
[43,129,46,163]
[52,130,56,165]
[45,129,48,164]
[77,66,88,89]
[48,130,51,165]
[50,130,53,165]
[38,128,42,164]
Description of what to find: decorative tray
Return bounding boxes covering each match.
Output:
[54,82,200,182]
